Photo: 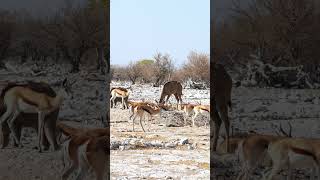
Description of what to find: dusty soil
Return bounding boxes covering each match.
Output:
[213,86,320,180]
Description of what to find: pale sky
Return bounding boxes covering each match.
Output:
[111,0,210,67]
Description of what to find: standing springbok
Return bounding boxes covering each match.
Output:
[237,123,292,180]
[0,78,71,152]
[131,103,168,132]
[182,103,196,126]
[0,81,60,150]
[192,105,210,127]
[211,63,232,152]
[127,100,157,121]
[110,87,130,109]
[262,137,320,180]
[58,123,109,180]
[159,81,183,109]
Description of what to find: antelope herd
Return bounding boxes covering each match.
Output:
[110,80,211,132]
[0,63,319,180]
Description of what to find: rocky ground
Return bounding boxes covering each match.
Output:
[213,86,320,180]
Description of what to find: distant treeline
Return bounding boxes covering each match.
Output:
[0,0,109,73]
[111,51,209,87]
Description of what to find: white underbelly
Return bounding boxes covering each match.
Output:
[288,150,316,169]
[17,99,38,113]
[199,109,210,115]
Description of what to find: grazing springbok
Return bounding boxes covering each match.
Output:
[58,123,109,180]
[211,63,232,152]
[110,87,130,109]
[159,81,183,109]
[262,137,320,180]
[0,81,62,150]
[131,103,168,132]
[192,105,210,127]
[0,78,72,152]
[237,123,292,180]
[127,100,157,121]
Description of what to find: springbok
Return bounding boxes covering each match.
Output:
[57,122,109,138]
[0,81,61,149]
[192,105,210,127]
[0,78,72,152]
[131,103,168,132]
[182,103,196,126]
[211,63,232,152]
[110,87,130,109]
[58,123,109,180]
[216,129,256,154]
[262,137,320,180]
[159,81,183,109]
[237,123,292,180]
[127,100,157,121]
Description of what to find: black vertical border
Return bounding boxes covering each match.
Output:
[210,0,215,179]
[105,0,111,178]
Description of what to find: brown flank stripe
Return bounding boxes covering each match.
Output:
[141,106,152,114]
[290,146,319,165]
[200,107,210,112]
[20,96,38,107]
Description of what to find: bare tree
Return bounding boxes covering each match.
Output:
[152,52,174,87]
[126,61,141,84]
[183,51,210,85]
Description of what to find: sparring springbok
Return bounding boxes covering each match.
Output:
[192,105,210,127]
[131,103,168,132]
[211,63,232,152]
[262,137,320,180]
[159,81,183,109]
[58,123,109,180]
[236,123,292,180]
[127,100,157,121]
[0,78,72,152]
[110,87,130,109]
[0,81,60,150]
